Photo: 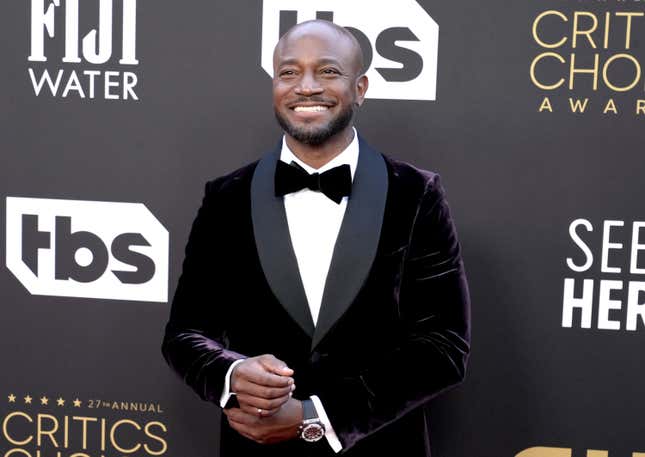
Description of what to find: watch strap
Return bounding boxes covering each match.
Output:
[302,398,318,420]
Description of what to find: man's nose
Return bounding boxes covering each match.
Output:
[295,72,323,96]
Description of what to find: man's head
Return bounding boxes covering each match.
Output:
[272,20,368,147]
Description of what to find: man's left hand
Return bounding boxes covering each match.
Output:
[223,397,303,445]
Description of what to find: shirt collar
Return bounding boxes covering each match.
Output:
[279,127,359,181]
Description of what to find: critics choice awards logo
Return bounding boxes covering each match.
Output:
[530,4,645,116]
[28,0,140,101]
[2,391,168,457]
[261,0,439,101]
[5,197,169,303]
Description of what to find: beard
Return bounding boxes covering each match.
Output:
[274,102,356,146]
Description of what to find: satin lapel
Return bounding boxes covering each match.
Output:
[311,138,388,350]
[251,144,315,338]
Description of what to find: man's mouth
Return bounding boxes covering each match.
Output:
[293,105,330,113]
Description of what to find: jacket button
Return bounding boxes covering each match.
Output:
[310,352,328,363]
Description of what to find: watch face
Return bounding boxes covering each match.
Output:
[301,423,325,442]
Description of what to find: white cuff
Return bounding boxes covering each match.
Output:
[219,359,245,408]
[310,395,342,453]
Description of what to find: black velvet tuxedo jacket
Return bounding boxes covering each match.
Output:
[162,137,471,457]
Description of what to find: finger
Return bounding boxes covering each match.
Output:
[259,354,294,376]
[234,379,295,399]
[224,408,259,426]
[232,370,292,394]
[228,419,264,444]
[236,394,290,416]
[236,368,294,389]
[237,392,291,410]
[231,375,296,392]
[238,401,281,417]
[226,417,259,442]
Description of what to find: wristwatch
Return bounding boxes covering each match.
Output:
[298,399,326,442]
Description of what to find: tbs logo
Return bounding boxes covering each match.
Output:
[261,0,439,101]
[6,197,168,302]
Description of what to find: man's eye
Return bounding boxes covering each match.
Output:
[322,68,339,74]
[280,70,296,76]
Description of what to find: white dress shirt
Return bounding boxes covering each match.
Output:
[220,129,359,453]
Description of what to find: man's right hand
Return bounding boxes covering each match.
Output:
[231,354,295,417]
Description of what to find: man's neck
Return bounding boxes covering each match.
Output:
[285,127,355,170]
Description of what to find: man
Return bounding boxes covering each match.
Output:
[162,19,470,457]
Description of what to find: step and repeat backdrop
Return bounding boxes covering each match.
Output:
[1,1,644,456]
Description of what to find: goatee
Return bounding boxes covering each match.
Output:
[275,103,356,146]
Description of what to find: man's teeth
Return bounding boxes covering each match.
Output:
[294,106,329,112]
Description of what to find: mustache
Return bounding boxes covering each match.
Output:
[288,96,334,105]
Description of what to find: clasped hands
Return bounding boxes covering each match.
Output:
[223,354,303,445]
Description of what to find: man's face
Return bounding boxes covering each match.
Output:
[272,26,367,146]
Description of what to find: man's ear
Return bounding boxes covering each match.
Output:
[355,74,369,106]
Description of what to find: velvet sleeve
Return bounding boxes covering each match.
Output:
[314,174,471,451]
[161,178,246,404]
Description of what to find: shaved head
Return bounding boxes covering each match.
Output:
[273,20,365,76]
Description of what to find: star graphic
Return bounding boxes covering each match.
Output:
[8,394,16,403]
[56,398,65,406]
[24,395,32,404]
[73,398,82,407]
[40,396,49,405]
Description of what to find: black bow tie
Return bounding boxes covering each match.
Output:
[274,160,352,204]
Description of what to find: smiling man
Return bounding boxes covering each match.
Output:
[162,19,470,457]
